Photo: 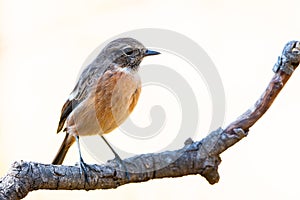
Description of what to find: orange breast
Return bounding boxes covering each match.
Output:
[94,69,141,133]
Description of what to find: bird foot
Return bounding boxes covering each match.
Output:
[113,156,130,180]
[78,158,89,184]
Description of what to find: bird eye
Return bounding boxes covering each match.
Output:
[123,47,134,55]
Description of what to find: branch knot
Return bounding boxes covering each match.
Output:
[273,41,300,74]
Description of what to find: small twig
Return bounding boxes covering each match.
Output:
[1,41,300,200]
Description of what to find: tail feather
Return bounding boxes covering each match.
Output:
[52,133,75,165]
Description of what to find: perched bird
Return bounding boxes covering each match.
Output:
[52,37,160,177]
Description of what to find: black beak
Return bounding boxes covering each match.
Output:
[145,49,160,56]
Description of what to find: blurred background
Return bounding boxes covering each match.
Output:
[1,0,300,199]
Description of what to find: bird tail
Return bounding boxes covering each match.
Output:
[52,133,75,165]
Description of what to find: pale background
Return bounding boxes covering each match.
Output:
[1,0,300,199]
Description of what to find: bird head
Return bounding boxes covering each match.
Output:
[101,37,160,71]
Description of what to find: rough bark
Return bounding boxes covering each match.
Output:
[1,41,300,200]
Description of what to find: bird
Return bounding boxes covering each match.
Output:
[52,37,160,179]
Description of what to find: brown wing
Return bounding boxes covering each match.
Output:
[56,64,108,133]
[56,99,78,133]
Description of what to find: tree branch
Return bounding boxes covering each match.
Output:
[1,41,300,200]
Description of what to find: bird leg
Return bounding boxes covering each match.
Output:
[75,136,89,183]
[100,135,130,179]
